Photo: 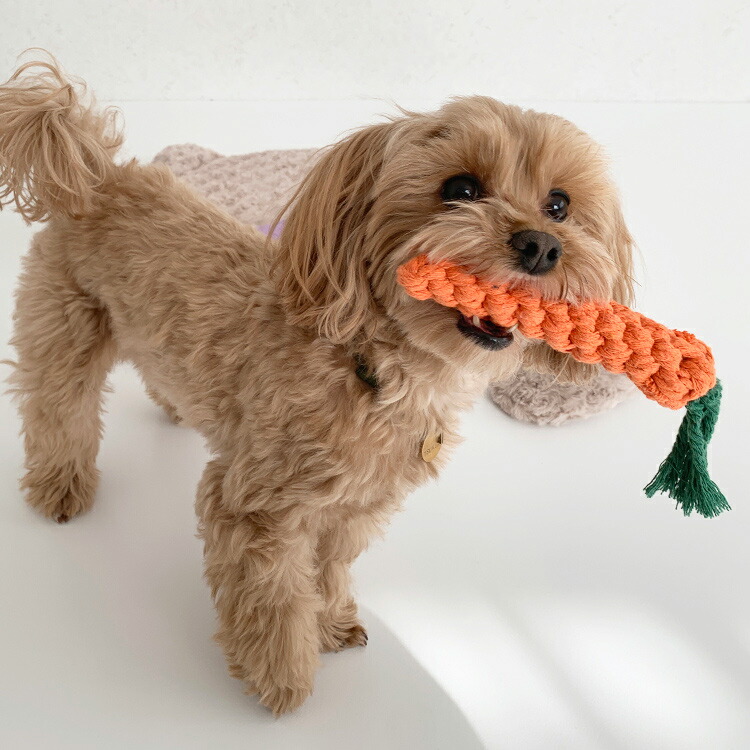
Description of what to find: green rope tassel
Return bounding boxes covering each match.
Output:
[644,380,729,518]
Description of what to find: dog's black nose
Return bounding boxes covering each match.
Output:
[510,230,562,275]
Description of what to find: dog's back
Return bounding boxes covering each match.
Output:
[0,56,273,292]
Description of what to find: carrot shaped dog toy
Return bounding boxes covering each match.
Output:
[397,254,728,518]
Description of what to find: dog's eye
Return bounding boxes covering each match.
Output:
[543,189,570,222]
[441,174,482,204]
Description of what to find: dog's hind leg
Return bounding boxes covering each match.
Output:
[9,239,116,522]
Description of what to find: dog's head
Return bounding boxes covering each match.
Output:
[275,96,633,383]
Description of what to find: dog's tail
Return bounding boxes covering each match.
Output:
[0,54,123,223]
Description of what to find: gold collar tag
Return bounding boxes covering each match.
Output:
[421,432,443,462]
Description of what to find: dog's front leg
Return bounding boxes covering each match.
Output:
[316,512,377,652]
[196,459,322,715]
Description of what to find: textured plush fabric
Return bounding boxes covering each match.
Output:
[489,370,634,426]
[153,143,633,425]
[153,144,318,227]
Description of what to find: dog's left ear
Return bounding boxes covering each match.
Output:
[274,120,399,344]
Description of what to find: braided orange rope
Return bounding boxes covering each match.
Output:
[397,254,716,410]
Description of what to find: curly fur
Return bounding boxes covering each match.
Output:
[0,57,633,714]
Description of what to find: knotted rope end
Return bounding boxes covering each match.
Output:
[644,381,729,518]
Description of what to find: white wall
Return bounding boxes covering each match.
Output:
[4,0,748,104]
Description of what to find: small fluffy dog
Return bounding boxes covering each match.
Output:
[0,59,633,714]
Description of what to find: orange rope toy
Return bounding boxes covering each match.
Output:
[397,254,728,518]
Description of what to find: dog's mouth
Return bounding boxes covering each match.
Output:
[456,314,514,351]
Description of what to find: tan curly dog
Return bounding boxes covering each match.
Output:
[0,58,633,714]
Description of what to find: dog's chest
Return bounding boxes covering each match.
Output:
[340,379,476,507]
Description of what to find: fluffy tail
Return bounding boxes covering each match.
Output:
[0,54,122,223]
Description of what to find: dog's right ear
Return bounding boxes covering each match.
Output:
[274,121,398,344]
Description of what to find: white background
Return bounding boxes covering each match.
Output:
[2,0,749,104]
[1,3,750,750]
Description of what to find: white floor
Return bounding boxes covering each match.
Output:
[1,100,749,750]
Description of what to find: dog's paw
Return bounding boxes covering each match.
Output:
[255,679,313,716]
[229,655,312,714]
[320,619,368,653]
[22,462,97,523]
